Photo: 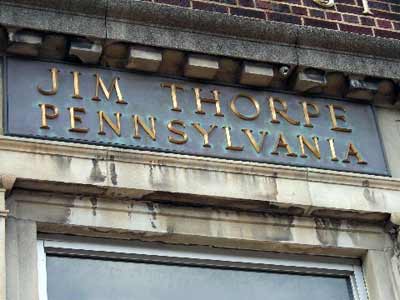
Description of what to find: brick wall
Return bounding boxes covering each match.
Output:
[146,0,400,40]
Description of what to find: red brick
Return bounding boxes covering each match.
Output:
[270,3,291,13]
[291,6,307,16]
[339,23,373,35]
[367,1,390,11]
[341,0,356,4]
[192,1,229,13]
[238,0,255,8]
[394,22,400,31]
[267,12,302,24]
[376,19,393,29]
[309,9,325,19]
[255,1,271,10]
[374,28,400,40]
[390,4,400,13]
[284,0,301,4]
[326,12,342,21]
[372,10,400,22]
[343,14,360,24]
[304,18,338,30]
[155,0,190,6]
[360,17,375,26]
[230,7,266,19]
[336,4,364,14]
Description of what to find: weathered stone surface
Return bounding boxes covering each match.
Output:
[375,107,400,178]
[363,250,398,300]
[69,39,102,64]
[126,45,162,72]
[216,58,240,83]
[373,80,396,107]
[101,42,128,68]
[293,68,326,93]
[0,1,107,38]
[7,30,42,56]
[323,72,347,97]
[184,54,219,80]
[39,34,67,59]
[0,136,400,217]
[5,218,39,300]
[159,49,185,76]
[9,190,392,255]
[346,76,378,101]
[239,62,274,87]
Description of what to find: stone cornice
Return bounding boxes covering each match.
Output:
[0,0,400,79]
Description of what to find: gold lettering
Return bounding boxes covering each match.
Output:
[269,97,300,126]
[133,115,157,141]
[242,129,268,153]
[161,83,184,112]
[38,103,59,129]
[230,94,260,120]
[298,135,320,159]
[37,68,59,96]
[301,101,320,128]
[327,104,352,133]
[92,74,127,104]
[271,133,297,157]
[343,143,367,164]
[71,71,83,99]
[327,138,339,161]
[223,126,243,151]
[193,88,224,117]
[192,123,217,148]
[68,107,88,133]
[98,111,121,136]
[167,120,188,144]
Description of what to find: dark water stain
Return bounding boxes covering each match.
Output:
[110,162,118,185]
[314,217,341,246]
[89,159,106,182]
[52,155,72,171]
[89,197,98,216]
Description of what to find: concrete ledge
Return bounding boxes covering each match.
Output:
[9,190,391,256]
[0,136,399,220]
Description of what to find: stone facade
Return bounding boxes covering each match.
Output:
[1,0,400,299]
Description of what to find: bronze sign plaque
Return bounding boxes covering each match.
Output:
[5,58,389,175]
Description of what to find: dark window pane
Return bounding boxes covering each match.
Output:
[47,256,353,300]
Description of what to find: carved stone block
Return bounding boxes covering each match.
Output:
[293,68,327,93]
[69,40,102,64]
[7,30,42,56]
[184,54,219,80]
[126,46,162,72]
[239,62,274,87]
[346,76,378,101]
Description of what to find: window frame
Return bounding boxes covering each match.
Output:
[37,236,369,300]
